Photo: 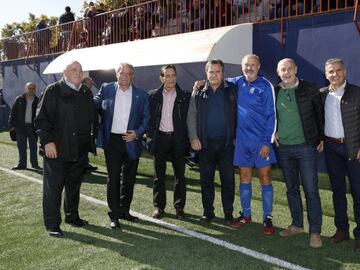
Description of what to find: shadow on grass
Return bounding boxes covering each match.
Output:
[65,222,276,269]
[65,219,360,270]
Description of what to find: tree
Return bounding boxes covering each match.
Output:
[1,13,58,38]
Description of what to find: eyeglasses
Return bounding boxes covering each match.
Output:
[284,89,291,102]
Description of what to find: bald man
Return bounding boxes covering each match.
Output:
[35,61,98,237]
[274,58,324,248]
[9,82,39,170]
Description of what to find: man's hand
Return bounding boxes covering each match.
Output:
[274,132,279,147]
[122,130,137,142]
[45,142,57,159]
[9,127,16,131]
[356,149,360,161]
[316,141,324,152]
[190,139,202,151]
[193,80,205,90]
[259,145,270,159]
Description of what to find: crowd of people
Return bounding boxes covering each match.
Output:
[9,55,360,254]
[4,0,355,60]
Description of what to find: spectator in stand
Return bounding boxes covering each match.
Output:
[209,0,232,28]
[86,6,101,46]
[97,3,107,14]
[9,82,40,170]
[59,6,75,51]
[59,6,75,24]
[35,19,48,55]
[84,2,95,17]
[187,0,206,31]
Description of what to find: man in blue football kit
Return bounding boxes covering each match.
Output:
[228,54,277,235]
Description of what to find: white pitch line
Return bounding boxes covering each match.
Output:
[0,166,310,270]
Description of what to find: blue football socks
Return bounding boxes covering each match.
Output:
[240,183,252,217]
[261,184,273,220]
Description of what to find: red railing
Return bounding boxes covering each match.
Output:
[0,0,357,61]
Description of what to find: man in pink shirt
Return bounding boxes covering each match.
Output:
[148,65,191,220]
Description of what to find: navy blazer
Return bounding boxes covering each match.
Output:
[94,82,150,160]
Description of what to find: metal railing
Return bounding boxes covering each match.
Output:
[0,0,357,61]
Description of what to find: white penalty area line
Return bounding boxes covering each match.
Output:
[0,166,310,270]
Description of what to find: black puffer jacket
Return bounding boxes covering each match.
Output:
[35,80,98,161]
[9,93,39,133]
[275,79,324,147]
[320,82,360,159]
[148,84,190,156]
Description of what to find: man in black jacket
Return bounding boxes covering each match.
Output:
[274,58,324,248]
[148,65,190,220]
[320,58,360,253]
[35,61,98,237]
[9,82,40,170]
[187,59,237,224]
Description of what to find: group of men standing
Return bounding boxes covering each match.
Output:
[9,55,360,253]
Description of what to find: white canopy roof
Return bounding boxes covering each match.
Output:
[43,24,253,74]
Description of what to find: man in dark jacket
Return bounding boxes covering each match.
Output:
[320,58,360,253]
[148,65,190,220]
[59,6,75,24]
[58,6,75,51]
[35,61,98,237]
[9,82,39,170]
[187,59,237,224]
[274,58,324,248]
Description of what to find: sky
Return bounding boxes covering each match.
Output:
[0,0,85,37]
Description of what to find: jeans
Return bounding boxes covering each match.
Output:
[199,139,235,217]
[324,142,360,239]
[278,143,322,233]
[16,124,38,167]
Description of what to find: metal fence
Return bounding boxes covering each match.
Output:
[0,0,358,61]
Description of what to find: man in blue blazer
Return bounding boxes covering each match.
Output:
[94,63,150,229]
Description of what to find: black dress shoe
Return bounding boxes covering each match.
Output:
[224,214,234,225]
[110,219,121,229]
[329,230,350,243]
[200,214,215,223]
[12,166,26,170]
[32,165,42,170]
[354,239,360,253]
[175,209,185,220]
[65,218,89,227]
[119,212,139,222]
[84,164,98,174]
[48,228,64,238]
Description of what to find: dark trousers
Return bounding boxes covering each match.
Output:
[43,150,88,230]
[153,133,186,210]
[199,139,235,217]
[105,133,139,219]
[16,124,38,167]
[324,142,360,239]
